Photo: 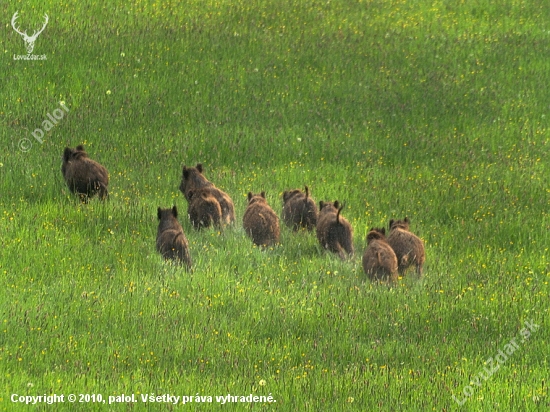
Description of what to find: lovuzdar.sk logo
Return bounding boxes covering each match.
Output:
[11,11,48,60]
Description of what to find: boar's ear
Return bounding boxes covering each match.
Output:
[334,200,339,209]
[157,207,162,220]
[404,216,410,223]
[182,166,189,179]
[389,219,394,229]
[380,227,386,235]
[196,163,203,173]
[63,147,72,162]
[261,191,266,198]
[247,192,253,202]
[172,206,178,217]
[319,201,325,210]
[304,186,309,198]
[282,191,289,202]
[76,144,85,151]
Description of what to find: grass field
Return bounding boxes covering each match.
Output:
[1,0,549,410]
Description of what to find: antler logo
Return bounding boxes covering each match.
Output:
[11,11,49,54]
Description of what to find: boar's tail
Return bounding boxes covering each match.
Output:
[336,203,345,224]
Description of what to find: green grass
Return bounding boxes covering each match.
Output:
[1,0,549,410]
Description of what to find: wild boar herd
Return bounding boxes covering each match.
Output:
[61,145,425,283]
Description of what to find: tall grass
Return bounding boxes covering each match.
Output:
[1,0,548,410]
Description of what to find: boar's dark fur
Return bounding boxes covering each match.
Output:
[61,145,108,202]
[156,206,192,270]
[179,163,235,225]
[316,201,354,260]
[243,191,280,247]
[387,217,425,276]
[187,189,223,230]
[362,227,398,283]
[282,186,318,231]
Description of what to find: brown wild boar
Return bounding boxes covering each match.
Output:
[387,217,425,276]
[61,145,108,202]
[179,163,235,225]
[243,192,280,247]
[187,188,223,230]
[156,206,192,269]
[281,186,318,231]
[362,227,398,283]
[316,201,354,259]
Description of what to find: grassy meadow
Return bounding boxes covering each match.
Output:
[1,0,549,410]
